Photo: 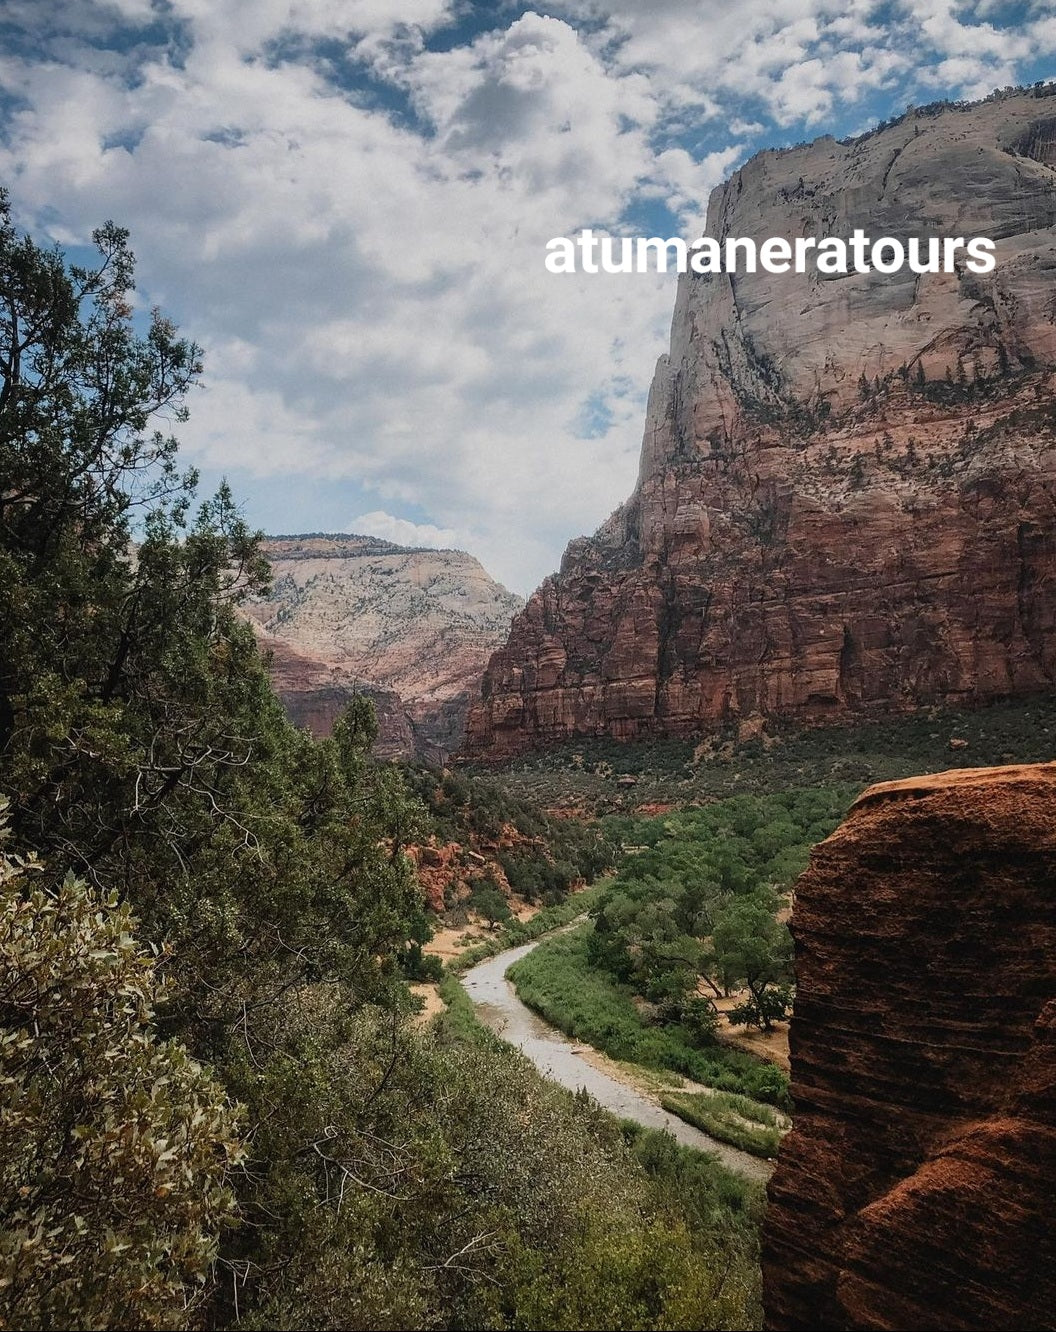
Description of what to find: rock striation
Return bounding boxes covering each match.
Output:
[244,535,522,759]
[762,762,1056,1331]
[254,632,417,761]
[465,87,1056,760]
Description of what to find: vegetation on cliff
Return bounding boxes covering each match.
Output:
[481,696,1056,814]
[405,762,615,907]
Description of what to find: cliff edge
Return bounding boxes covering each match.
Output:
[244,534,522,758]
[762,761,1056,1330]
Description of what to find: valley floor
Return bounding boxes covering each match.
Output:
[459,931,774,1183]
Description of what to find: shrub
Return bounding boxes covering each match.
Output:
[468,874,513,925]
[0,805,242,1330]
[401,940,445,982]
[728,986,794,1032]
[659,1091,785,1159]
[679,995,722,1046]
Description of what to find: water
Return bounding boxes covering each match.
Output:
[460,938,773,1183]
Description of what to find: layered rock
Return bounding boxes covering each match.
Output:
[464,87,1056,760]
[256,632,416,761]
[244,535,522,758]
[762,762,1056,1331]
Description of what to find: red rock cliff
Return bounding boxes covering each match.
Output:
[762,762,1056,1331]
[464,88,1056,759]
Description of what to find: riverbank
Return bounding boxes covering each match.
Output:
[459,937,773,1183]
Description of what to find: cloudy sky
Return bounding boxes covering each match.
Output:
[1,2,1053,593]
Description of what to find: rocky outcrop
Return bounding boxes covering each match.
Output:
[245,535,522,758]
[465,87,1056,760]
[257,633,417,760]
[762,762,1056,1331]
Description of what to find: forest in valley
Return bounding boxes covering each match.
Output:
[9,194,1056,1332]
[0,201,768,1330]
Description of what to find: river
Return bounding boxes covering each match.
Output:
[460,936,773,1183]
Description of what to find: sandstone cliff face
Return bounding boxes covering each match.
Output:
[244,535,522,758]
[762,763,1056,1331]
[465,88,1056,759]
[256,632,417,760]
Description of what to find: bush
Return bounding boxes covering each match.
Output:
[0,806,242,1330]
[728,986,793,1032]
[659,1092,785,1159]
[232,995,762,1331]
[679,995,722,1046]
[401,940,445,982]
[468,874,513,925]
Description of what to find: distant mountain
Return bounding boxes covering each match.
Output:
[244,534,523,759]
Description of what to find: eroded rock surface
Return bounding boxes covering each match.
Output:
[256,632,417,760]
[244,535,522,758]
[762,762,1056,1331]
[465,88,1056,759]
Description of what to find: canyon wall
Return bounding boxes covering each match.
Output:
[465,88,1056,759]
[762,762,1056,1331]
[254,632,417,761]
[244,535,522,759]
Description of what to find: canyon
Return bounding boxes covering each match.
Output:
[464,88,1056,760]
[243,535,522,759]
[762,762,1056,1330]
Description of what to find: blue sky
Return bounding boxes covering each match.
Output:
[1,0,1053,592]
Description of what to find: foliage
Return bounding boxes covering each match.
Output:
[670,993,722,1045]
[711,894,793,1029]
[623,1120,765,1230]
[445,880,608,974]
[585,791,838,1038]
[483,695,1056,814]
[467,872,512,925]
[659,1091,786,1159]
[728,986,793,1032]
[0,201,768,1331]
[400,939,444,982]
[219,993,762,1331]
[404,763,616,905]
[509,927,790,1107]
[0,802,242,1330]
[0,194,428,1043]
[0,200,431,1324]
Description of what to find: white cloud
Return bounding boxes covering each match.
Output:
[548,1,1037,123]
[348,510,466,550]
[0,1,1045,594]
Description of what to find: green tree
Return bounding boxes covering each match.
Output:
[0,801,242,1329]
[728,984,793,1032]
[470,873,512,926]
[711,893,793,1031]
[0,198,430,1323]
[0,194,423,1033]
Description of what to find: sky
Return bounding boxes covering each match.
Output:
[0,2,1053,594]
